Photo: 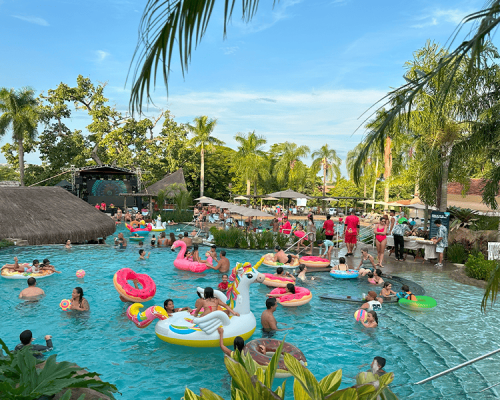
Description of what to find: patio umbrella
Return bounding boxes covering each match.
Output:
[260,196,279,210]
[233,195,249,200]
[266,189,311,200]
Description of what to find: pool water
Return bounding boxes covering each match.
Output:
[1,225,500,399]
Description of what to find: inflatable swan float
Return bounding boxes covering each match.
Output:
[127,260,265,347]
[171,240,213,273]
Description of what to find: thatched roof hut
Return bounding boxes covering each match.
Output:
[146,168,186,196]
[0,187,116,245]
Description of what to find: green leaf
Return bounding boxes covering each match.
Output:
[254,378,284,400]
[224,356,258,399]
[76,394,86,400]
[59,390,73,400]
[283,353,323,400]
[264,339,284,388]
[199,388,225,400]
[325,387,358,400]
[293,378,312,400]
[275,379,286,398]
[319,369,342,395]
[184,388,203,400]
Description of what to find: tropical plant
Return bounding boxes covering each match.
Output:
[275,232,290,249]
[465,253,498,281]
[446,243,468,264]
[0,338,118,398]
[233,131,269,203]
[156,189,168,211]
[186,116,223,197]
[271,142,310,190]
[448,206,479,231]
[183,339,396,399]
[0,87,38,186]
[311,144,341,197]
[0,239,14,249]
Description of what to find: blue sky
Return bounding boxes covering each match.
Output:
[0,0,488,176]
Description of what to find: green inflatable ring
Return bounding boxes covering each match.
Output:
[398,295,437,311]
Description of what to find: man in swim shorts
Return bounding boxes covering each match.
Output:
[274,267,296,281]
[1,256,32,273]
[344,210,359,256]
[261,298,293,333]
[273,246,298,265]
[360,291,383,311]
[19,277,45,299]
[370,356,387,376]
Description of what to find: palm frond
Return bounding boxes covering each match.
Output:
[482,262,500,312]
[129,0,274,114]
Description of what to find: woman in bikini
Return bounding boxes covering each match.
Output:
[379,282,396,298]
[157,232,168,247]
[267,283,295,298]
[373,217,388,267]
[331,256,348,272]
[194,287,239,318]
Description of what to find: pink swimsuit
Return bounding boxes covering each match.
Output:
[375,225,386,243]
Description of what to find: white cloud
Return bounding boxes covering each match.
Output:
[12,15,49,26]
[222,46,239,55]
[412,8,473,29]
[96,50,110,62]
[234,0,302,33]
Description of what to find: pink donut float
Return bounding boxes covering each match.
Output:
[262,273,295,287]
[269,286,312,307]
[294,231,306,239]
[299,256,330,268]
[113,268,156,302]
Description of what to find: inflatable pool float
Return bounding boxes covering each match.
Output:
[261,273,295,288]
[269,287,312,307]
[299,256,330,268]
[171,240,213,272]
[129,236,145,242]
[293,231,306,239]
[399,295,437,311]
[113,268,156,302]
[126,222,153,233]
[262,253,300,268]
[330,269,359,279]
[152,217,166,232]
[128,261,265,347]
[243,339,307,378]
[1,268,55,280]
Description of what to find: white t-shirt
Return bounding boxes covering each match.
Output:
[367,300,382,311]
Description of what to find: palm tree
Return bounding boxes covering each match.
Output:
[186,116,223,197]
[234,131,268,204]
[271,142,310,189]
[0,87,38,186]
[311,144,341,197]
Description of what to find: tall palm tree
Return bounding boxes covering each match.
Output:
[0,87,38,186]
[234,131,268,204]
[311,144,341,197]
[186,116,223,197]
[271,142,310,189]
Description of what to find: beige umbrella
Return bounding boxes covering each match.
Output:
[233,195,249,200]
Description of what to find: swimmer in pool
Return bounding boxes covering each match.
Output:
[163,299,192,316]
[139,249,150,260]
[361,310,378,328]
[379,282,396,297]
[193,287,239,318]
[331,256,348,272]
[297,264,317,281]
[273,246,298,265]
[267,283,295,298]
[275,266,296,281]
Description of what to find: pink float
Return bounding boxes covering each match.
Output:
[171,240,213,273]
[269,286,312,307]
[261,273,295,287]
[294,231,306,239]
[126,223,153,233]
[299,256,330,268]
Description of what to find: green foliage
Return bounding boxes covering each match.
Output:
[473,215,500,231]
[446,243,468,264]
[448,207,479,231]
[275,233,290,249]
[183,338,396,399]
[0,338,118,399]
[0,240,14,249]
[0,165,18,181]
[465,253,498,281]
[211,228,246,248]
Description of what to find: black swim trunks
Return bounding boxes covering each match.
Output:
[287,254,292,264]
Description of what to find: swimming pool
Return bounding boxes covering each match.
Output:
[1,225,499,399]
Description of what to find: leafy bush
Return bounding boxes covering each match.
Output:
[473,215,500,231]
[255,232,267,249]
[183,339,397,399]
[0,338,118,399]
[248,233,257,249]
[275,233,290,248]
[448,206,479,230]
[465,253,498,281]
[0,239,14,249]
[446,243,467,264]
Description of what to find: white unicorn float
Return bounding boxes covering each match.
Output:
[151,215,166,232]
[127,259,265,347]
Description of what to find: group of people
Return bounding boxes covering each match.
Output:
[1,257,61,274]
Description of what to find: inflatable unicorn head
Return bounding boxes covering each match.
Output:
[226,260,265,315]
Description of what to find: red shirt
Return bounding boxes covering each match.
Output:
[323,220,335,236]
[218,282,228,291]
[280,221,292,234]
[345,215,359,234]
[95,204,100,210]
[100,202,106,210]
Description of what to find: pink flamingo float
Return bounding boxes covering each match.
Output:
[171,240,213,273]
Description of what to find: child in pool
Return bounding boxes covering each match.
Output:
[185,251,193,260]
[361,310,378,328]
[379,282,396,297]
[373,269,384,285]
[317,239,334,261]
[397,284,417,301]
[367,272,376,284]
[139,249,150,260]
[330,257,348,272]
[267,283,295,298]
[218,274,229,292]
[297,264,317,281]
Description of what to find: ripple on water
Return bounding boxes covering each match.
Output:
[1,226,500,399]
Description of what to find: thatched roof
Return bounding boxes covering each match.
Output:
[0,187,116,245]
[146,168,186,196]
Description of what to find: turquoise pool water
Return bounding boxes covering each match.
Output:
[1,225,500,399]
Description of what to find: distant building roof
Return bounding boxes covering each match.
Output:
[146,169,186,196]
[0,187,116,245]
[75,165,136,175]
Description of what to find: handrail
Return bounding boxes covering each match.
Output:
[415,347,500,385]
